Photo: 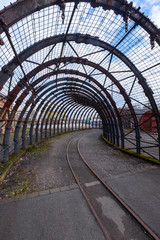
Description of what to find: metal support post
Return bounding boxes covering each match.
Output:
[22,122,27,148]
[45,121,48,138]
[53,121,56,135]
[30,123,34,145]
[14,123,21,154]
[49,121,52,136]
[136,125,141,154]
[40,123,43,139]
[120,125,125,149]
[35,123,39,142]
[3,126,11,163]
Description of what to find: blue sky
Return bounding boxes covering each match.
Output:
[128,0,160,27]
[0,0,160,27]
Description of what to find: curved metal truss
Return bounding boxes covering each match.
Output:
[0,0,160,162]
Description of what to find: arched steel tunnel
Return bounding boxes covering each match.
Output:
[0,0,160,162]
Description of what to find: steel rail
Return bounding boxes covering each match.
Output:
[77,135,160,240]
[66,137,111,240]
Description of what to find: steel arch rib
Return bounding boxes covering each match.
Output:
[0,0,160,44]
[34,84,112,140]
[16,79,120,140]
[19,82,113,149]
[1,0,160,161]
[24,84,113,146]
[13,75,123,149]
[2,56,140,149]
[0,33,158,129]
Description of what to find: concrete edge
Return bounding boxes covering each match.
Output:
[0,184,78,205]
[102,135,160,165]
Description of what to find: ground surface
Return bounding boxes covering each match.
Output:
[0,187,106,240]
[78,130,160,238]
[0,129,160,239]
[0,133,76,198]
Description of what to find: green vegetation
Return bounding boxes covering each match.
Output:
[25,139,50,154]
[0,139,49,184]
[19,128,30,134]
[0,160,13,176]
[102,135,160,165]
[10,176,31,196]
[0,149,25,182]
[0,129,91,184]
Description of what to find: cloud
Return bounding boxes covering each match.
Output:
[149,5,160,27]
[127,1,160,27]
[145,0,159,4]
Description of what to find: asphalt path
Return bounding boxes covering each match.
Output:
[0,129,160,239]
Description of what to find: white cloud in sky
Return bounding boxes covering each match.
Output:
[136,0,160,27]
[149,5,160,27]
[128,0,160,27]
[145,0,159,4]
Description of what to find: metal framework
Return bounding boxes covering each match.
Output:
[0,0,160,162]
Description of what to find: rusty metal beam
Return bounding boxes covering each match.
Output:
[4,56,138,143]
[0,34,158,138]
[17,80,114,147]
[4,68,123,137]
[20,79,117,145]
[0,0,159,46]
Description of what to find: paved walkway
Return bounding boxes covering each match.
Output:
[0,186,105,240]
[0,129,160,239]
[79,130,160,238]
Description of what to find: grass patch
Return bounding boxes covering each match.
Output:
[0,161,12,176]
[102,135,160,165]
[0,149,26,185]
[10,176,31,196]
[25,139,50,154]
[0,129,92,184]
[0,149,25,176]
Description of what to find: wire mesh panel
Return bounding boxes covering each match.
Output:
[0,0,160,162]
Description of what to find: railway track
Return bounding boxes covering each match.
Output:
[66,133,159,240]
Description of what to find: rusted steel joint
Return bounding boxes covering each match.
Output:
[35,0,41,10]
[123,2,133,32]
[0,17,7,27]
[150,29,160,49]
[59,0,66,24]
[0,35,4,45]
[150,35,156,49]
[31,86,36,106]
[2,66,14,77]
[0,18,9,46]
[85,34,91,44]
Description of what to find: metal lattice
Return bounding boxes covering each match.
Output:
[0,0,160,162]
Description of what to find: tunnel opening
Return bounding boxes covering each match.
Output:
[0,0,160,163]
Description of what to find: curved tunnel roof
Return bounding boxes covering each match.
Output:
[0,0,160,161]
